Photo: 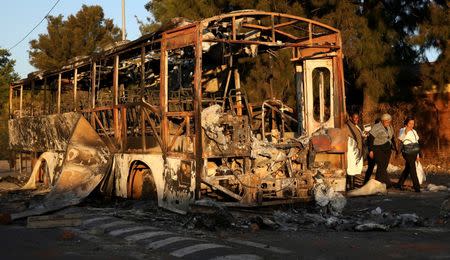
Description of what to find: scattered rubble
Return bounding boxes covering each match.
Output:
[426,184,449,192]
[347,179,387,197]
[313,180,346,216]
[355,223,389,232]
[441,199,450,219]
[27,213,82,229]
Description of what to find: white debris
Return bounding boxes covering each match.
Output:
[313,180,347,215]
[371,207,382,215]
[347,179,387,197]
[386,164,401,174]
[355,223,389,232]
[201,105,222,128]
[201,105,228,149]
[426,184,448,192]
[250,137,286,168]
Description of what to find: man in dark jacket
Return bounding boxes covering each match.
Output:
[366,113,397,188]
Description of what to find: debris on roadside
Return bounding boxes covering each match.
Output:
[426,184,449,192]
[186,199,235,231]
[347,179,387,197]
[27,213,82,229]
[355,223,389,232]
[313,179,347,216]
[441,199,450,219]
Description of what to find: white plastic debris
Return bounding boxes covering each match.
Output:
[371,207,382,215]
[355,223,389,232]
[426,184,448,192]
[386,164,401,174]
[201,105,228,149]
[347,179,387,197]
[313,180,347,215]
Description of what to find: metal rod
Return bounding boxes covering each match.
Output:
[57,73,62,114]
[73,68,78,111]
[9,84,13,118]
[19,85,23,118]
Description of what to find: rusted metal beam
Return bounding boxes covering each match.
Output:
[113,55,120,141]
[19,84,23,118]
[91,62,96,109]
[203,38,284,47]
[43,78,47,115]
[140,46,145,88]
[241,23,299,40]
[121,106,127,151]
[234,69,242,116]
[57,73,61,114]
[232,16,236,40]
[90,61,97,127]
[140,106,146,151]
[271,14,276,43]
[274,20,298,29]
[73,68,78,111]
[160,35,168,153]
[193,23,203,199]
[9,84,13,118]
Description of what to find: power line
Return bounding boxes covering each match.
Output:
[8,0,61,51]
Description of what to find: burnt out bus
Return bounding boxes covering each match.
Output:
[8,10,347,215]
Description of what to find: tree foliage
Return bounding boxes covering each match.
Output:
[29,5,121,71]
[0,48,19,118]
[142,1,448,110]
[0,48,19,160]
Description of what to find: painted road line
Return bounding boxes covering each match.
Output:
[225,239,292,254]
[146,236,199,249]
[98,220,133,230]
[124,231,174,242]
[83,216,115,225]
[210,254,263,260]
[170,243,229,258]
[109,226,158,236]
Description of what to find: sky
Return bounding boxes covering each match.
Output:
[1,0,150,77]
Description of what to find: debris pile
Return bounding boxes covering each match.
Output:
[201,105,228,150]
[347,179,387,197]
[426,184,449,192]
[441,199,450,219]
[313,179,346,216]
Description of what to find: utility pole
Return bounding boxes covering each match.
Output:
[121,0,126,41]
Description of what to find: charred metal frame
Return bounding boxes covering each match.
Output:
[9,10,347,210]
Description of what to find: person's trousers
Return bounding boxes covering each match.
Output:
[364,157,376,184]
[397,152,420,192]
[373,149,392,187]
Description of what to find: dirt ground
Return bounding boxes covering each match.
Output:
[0,160,449,259]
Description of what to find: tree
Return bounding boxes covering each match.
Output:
[142,0,448,117]
[29,5,121,71]
[414,2,449,92]
[0,48,19,160]
[0,48,19,118]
